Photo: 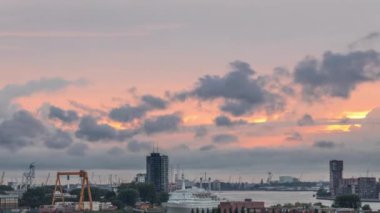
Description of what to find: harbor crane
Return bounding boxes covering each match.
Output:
[44,172,50,186]
[22,163,35,189]
[267,172,273,184]
[52,170,93,211]
[0,171,5,185]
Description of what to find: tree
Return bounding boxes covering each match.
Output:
[156,191,169,204]
[333,194,361,209]
[21,187,50,208]
[104,190,116,201]
[136,183,156,203]
[117,188,139,207]
[70,187,109,201]
[111,198,125,209]
[118,182,157,204]
[316,188,330,198]
[0,185,14,194]
[362,204,371,211]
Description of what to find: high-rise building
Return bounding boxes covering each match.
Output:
[146,152,169,192]
[329,160,343,196]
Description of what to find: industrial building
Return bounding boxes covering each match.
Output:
[146,152,169,192]
[279,176,299,183]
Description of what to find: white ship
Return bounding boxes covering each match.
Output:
[164,175,221,213]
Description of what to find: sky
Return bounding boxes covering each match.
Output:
[1,0,380,184]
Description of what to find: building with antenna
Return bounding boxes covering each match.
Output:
[146,151,169,192]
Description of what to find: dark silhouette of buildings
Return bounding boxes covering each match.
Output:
[146,152,169,192]
[329,160,343,196]
[329,160,379,199]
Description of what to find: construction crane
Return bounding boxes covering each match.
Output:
[45,172,50,186]
[52,170,93,211]
[22,163,36,189]
[0,171,5,185]
[266,172,273,184]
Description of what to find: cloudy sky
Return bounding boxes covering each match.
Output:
[1,0,380,183]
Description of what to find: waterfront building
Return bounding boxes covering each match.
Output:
[339,178,358,195]
[146,152,169,192]
[329,160,343,196]
[279,176,299,183]
[0,194,18,210]
[219,199,265,213]
[134,173,146,183]
[357,177,377,199]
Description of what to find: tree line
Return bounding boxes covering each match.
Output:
[20,182,169,209]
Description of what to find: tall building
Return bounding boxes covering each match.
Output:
[146,152,169,192]
[329,160,343,196]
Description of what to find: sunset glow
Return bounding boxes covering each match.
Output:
[1,0,380,183]
[343,111,370,119]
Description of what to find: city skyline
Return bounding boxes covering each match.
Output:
[1,0,380,181]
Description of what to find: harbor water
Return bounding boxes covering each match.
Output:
[214,191,380,210]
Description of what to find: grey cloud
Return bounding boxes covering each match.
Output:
[174,61,286,116]
[141,95,168,110]
[349,32,380,50]
[214,115,233,127]
[48,105,79,123]
[199,145,215,151]
[281,86,295,96]
[69,100,107,116]
[285,131,303,142]
[109,104,147,123]
[75,116,137,142]
[212,134,239,144]
[0,110,46,151]
[0,78,84,118]
[67,143,88,156]
[172,144,190,151]
[143,113,181,134]
[128,140,152,152]
[75,116,117,141]
[45,130,73,149]
[339,117,351,124]
[194,126,208,138]
[214,115,247,127]
[297,114,315,126]
[108,95,168,123]
[313,140,336,149]
[107,147,125,156]
[294,50,380,101]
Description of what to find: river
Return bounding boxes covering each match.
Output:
[214,191,380,210]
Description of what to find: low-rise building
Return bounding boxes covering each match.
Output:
[0,194,19,210]
[219,199,264,212]
[135,173,146,183]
